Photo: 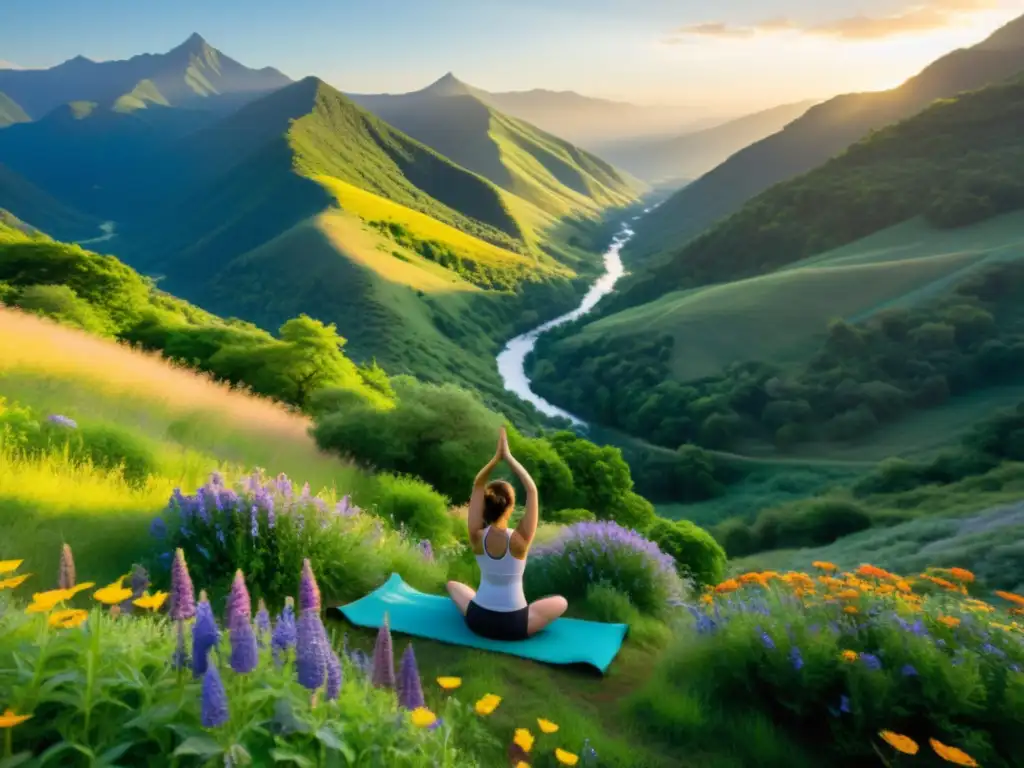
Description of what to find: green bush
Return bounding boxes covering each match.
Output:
[70,423,160,487]
[373,474,453,544]
[712,517,758,558]
[646,518,726,586]
[752,498,872,551]
[546,508,596,525]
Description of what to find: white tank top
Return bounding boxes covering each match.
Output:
[474,526,527,612]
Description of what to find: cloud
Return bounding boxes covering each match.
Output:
[668,0,1002,43]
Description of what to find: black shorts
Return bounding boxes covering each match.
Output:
[465,601,529,641]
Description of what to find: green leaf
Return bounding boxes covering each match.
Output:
[268,748,314,767]
[0,752,32,768]
[172,736,223,758]
[315,727,343,750]
[96,742,134,767]
[226,744,252,766]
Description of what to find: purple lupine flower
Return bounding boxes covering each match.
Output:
[371,615,395,690]
[789,646,804,671]
[149,517,167,539]
[255,599,271,646]
[172,620,190,671]
[758,628,776,651]
[840,695,851,714]
[299,559,321,613]
[249,505,259,538]
[216,528,226,546]
[326,652,342,701]
[300,482,312,500]
[276,473,293,497]
[296,610,328,690]
[47,414,77,429]
[272,598,297,664]
[58,543,75,590]
[169,548,196,620]
[201,663,229,728]
[226,570,252,625]
[901,664,918,677]
[192,596,221,678]
[230,615,259,674]
[397,644,425,710]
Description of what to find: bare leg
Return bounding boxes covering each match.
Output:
[446,581,476,616]
[527,595,568,636]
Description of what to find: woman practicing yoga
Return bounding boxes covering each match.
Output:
[446,427,568,641]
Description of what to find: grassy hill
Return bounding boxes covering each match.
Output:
[0,33,290,120]
[349,75,642,217]
[529,206,1024,458]
[624,12,1024,265]
[0,90,29,127]
[613,71,1024,311]
[598,99,819,184]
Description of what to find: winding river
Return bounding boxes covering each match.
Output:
[496,207,652,427]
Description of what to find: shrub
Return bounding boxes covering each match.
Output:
[646,518,726,586]
[152,470,445,609]
[524,520,688,618]
[633,564,1024,767]
[373,473,452,544]
[69,423,160,487]
[752,498,872,551]
[713,517,758,558]
[546,508,596,525]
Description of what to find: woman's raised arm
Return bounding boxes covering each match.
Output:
[467,429,504,541]
[507,438,539,545]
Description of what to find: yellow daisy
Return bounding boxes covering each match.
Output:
[474,693,502,716]
[0,709,31,728]
[93,579,132,605]
[0,560,23,575]
[514,728,534,753]
[537,718,559,734]
[436,676,462,690]
[554,748,579,766]
[410,707,437,728]
[48,609,89,630]
[133,591,168,611]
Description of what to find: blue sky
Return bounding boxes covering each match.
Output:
[0,0,1019,110]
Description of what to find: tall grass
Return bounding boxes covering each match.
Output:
[0,308,373,497]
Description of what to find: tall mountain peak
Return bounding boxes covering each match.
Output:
[422,72,474,97]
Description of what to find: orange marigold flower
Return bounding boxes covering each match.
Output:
[812,561,838,572]
[715,579,741,594]
[858,565,897,581]
[896,580,913,594]
[843,606,859,615]
[840,650,858,662]
[947,568,975,583]
[879,731,919,755]
[837,589,861,600]
[929,738,979,767]
[937,616,960,629]
[922,574,960,592]
[994,590,1024,608]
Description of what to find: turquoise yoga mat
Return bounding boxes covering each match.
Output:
[338,574,628,674]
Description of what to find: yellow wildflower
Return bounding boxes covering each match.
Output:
[0,560,23,575]
[929,738,979,767]
[436,676,462,690]
[514,728,534,753]
[133,591,168,611]
[26,588,74,612]
[475,694,501,716]
[938,616,960,629]
[0,574,30,590]
[537,718,559,734]
[515,763,530,768]
[93,579,132,605]
[555,748,579,766]
[837,589,861,600]
[701,593,713,605]
[48,609,88,629]
[840,650,858,663]
[69,582,95,595]
[0,710,31,728]
[409,707,437,728]
[843,606,859,615]
[990,622,1013,632]
[879,731,919,755]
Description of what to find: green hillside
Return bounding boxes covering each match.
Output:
[0,163,97,240]
[624,12,1024,266]
[613,72,1024,311]
[0,91,29,127]
[530,210,1024,458]
[350,76,641,217]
